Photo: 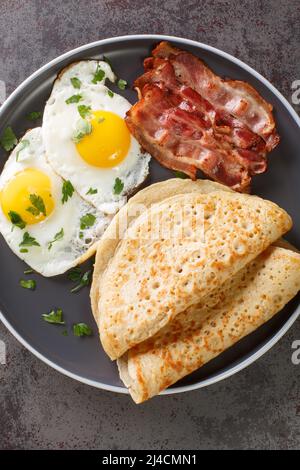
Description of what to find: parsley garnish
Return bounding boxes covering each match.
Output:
[16,139,29,161]
[26,194,46,217]
[65,94,82,104]
[48,228,64,250]
[71,119,92,143]
[174,171,189,179]
[80,213,96,230]
[107,89,114,98]
[62,329,68,336]
[77,104,92,119]
[67,267,82,282]
[8,211,26,229]
[61,180,74,204]
[19,279,36,290]
[86,187,97,195]
[20,248,28,253]
[117,79,127,90]
[24,269,34,274]
[79,231,84,239]
[0,127,17,151]
[70,77,81,89]
[42,308,65,325]
[113,177,124,195]
[73,323,93,337]
[26,111,42,121]
[92,65,105,84]
[19,232,40,248]
[69,269,92,293]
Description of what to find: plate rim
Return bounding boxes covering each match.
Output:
[0,33,299,397]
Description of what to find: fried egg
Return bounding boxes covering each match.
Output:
[0,128,112,276]
[42,61,150,213]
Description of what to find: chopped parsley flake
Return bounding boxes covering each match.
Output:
[107,89,114,98]
[73,322,93,337]
[69,269,92,293]
[26,194,46,217]
[92,65,105,84]
[80,213,96,230]
[113,177,124,195]
[8,210,26,229]
[19,279,36,290]
[65,94,82,104]
[48,228,64,250]
[19,232,40,248]
[67,267,82,282]
[0,127,17,151]
[26,111,42,121]
[42,308,65,325]
[117,79,127,90]
[61,180,74,204]
[24,269,34,274]
[70,77,81,89]
[77,104,92,119]
[86,187,97,195]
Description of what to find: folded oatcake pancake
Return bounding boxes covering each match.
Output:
[96,187,292,359]
[90,178,231,322]
[117,245,300,403]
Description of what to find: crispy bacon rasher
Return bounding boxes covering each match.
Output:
[126,42,280,191]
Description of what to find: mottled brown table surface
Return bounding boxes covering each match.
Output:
[0,0,300,450]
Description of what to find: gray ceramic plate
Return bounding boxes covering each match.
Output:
[0,35,300,396]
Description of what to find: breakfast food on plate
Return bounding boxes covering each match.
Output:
[43,60,150,214]
[91,178,299,402]
[118,245,300,403]
[0,128,111,276]
[91,179,299,402]
[126,42,280,191]
[95,182,291,360]
[0,43,297,404]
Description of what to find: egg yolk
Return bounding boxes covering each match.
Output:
[76,110,131,168]
[1,168,54,225]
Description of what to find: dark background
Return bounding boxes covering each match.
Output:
[0,0,300,450]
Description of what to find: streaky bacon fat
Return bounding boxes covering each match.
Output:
[152,42,280,150]
[126,42,280,191]
[126,84,250,190]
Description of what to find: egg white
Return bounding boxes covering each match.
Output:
[42,61,150,214]
[0,128,112,276]
[52,60,116,92]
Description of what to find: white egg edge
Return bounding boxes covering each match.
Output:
[43,65,151,212]
[0,128,113,276]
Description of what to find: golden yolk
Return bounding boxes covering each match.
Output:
[1,168,54,225]
[76,110,130,168]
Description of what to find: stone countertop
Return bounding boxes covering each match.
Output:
[0,0,300,450]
